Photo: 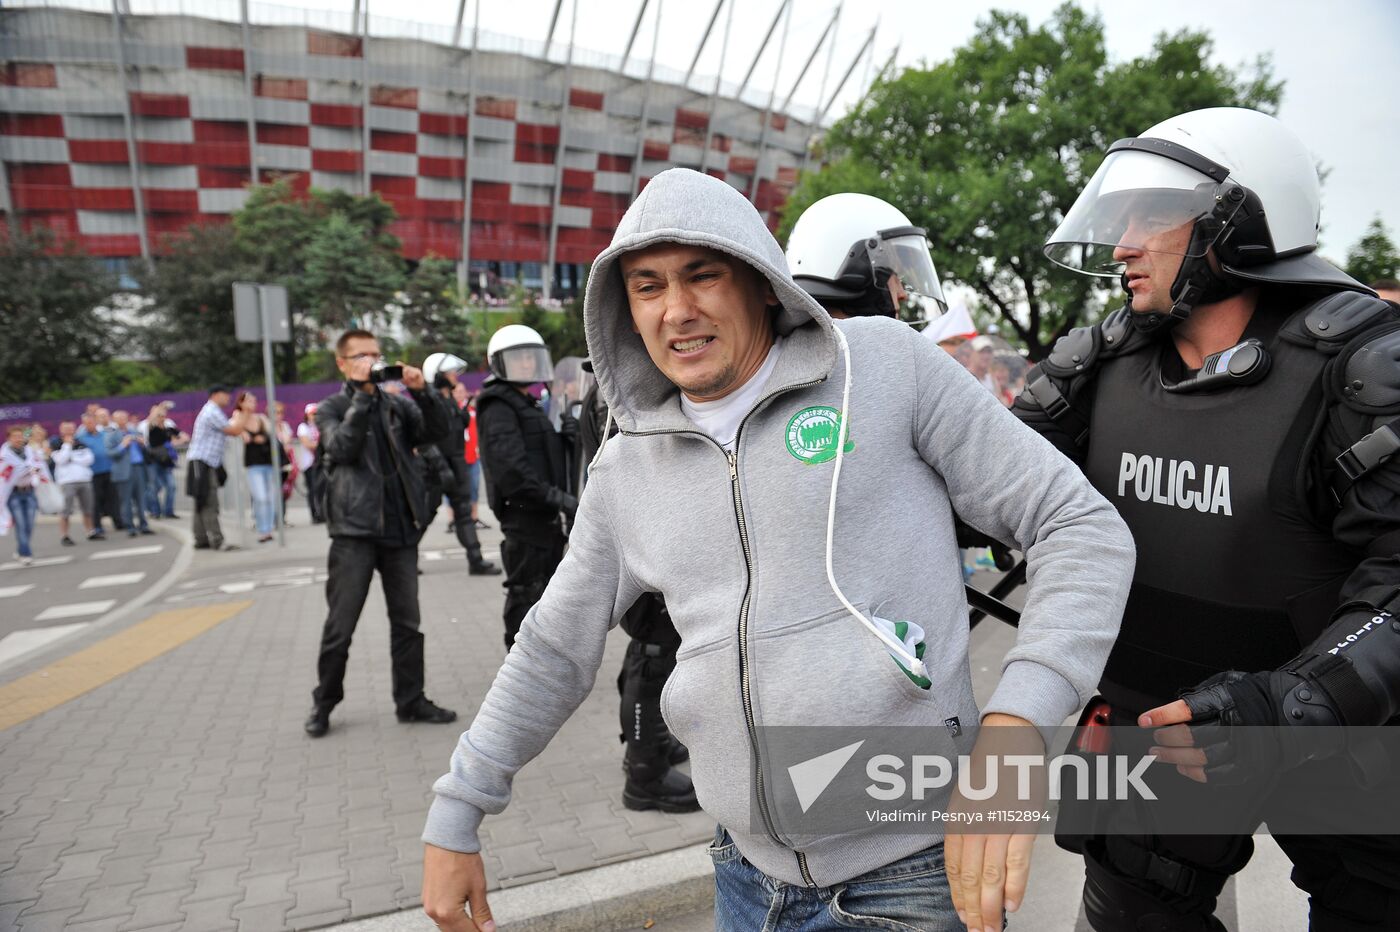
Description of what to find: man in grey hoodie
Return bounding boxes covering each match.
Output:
[422,169,1135,932]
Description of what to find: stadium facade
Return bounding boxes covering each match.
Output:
[0,1,856,295]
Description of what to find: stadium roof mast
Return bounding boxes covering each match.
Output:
[619,0,652,74]
[359,0,372,196]
[457,0,482,294]
[544,0,579,301]
[747,0,794,201]
[627,0,664,202]
[682,0,726,90]
[239,0,259,221]
[779,3,841,116]
[800,20,876,174]
[699,0,736,175]
[109,0,150,259]
[543,0,565,58]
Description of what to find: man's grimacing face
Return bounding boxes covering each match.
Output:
[620,243,780,403]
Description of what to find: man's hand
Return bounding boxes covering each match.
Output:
[945,712,1041,932]
[401,362,426,391]
[422,844,494,931]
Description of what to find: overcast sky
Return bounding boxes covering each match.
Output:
[275,0,1398,257]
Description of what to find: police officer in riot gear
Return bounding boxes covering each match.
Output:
[1017,107,1400,930]
[576,372,700,814]
[476,326,578,650]
[422,352,499,576]
[785,191,949,320]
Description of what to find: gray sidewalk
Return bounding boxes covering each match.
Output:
[0,508,1310,931]
[0,505,711,932]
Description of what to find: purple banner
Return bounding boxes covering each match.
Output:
[0,373,490,437]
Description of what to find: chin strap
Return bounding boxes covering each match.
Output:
[1127,198,1250,336]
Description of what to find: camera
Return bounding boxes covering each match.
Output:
[369,361,404,384]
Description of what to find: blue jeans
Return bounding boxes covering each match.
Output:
[8,487,38,558]
[710,827,964,932]
[465,460,481,506]
[246,464,277,535]
[143,462,166,516]
[118,469,149,532]
[156,464,177,516]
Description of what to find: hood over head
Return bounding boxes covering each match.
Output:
[583,168,836,433]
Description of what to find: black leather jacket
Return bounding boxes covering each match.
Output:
[315,383,448,539]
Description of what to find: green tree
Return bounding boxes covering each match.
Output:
[1345,217,1399,287]
[0,229,120,403]
[231,180,405,376]
[138,223,266,389]
[301,212,405,332]
[782,3,1282,358]
[400,256,468,350]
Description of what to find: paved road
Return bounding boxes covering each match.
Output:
[0,516,1309,931]
[0,516,184,670]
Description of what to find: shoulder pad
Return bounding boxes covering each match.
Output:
[1041,325,1099,378]
[1282,291,1399,352]
[1039,306,1144,379]
[1336,323,1400,415]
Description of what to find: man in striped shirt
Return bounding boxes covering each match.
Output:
[187,386,247,551]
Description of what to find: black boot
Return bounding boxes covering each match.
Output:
[459,516,501,575]
[622,750,700,813]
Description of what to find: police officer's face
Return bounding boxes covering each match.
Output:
[621,244,779,403]
[1113,219,1193,315]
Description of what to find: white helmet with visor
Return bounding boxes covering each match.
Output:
[786,193,948,318]
[486,324,554,385]
[1045,107,1367,332]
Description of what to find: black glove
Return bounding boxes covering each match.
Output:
[1168,669,1345,784]
[558,410,580,444]
[546,486,578,518]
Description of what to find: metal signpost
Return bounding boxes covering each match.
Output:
[233,282,292,547]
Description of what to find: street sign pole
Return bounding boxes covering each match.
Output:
[258,286,285,548]
[235,281,292,548]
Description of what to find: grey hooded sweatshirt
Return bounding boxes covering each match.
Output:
[425,168,1135,887]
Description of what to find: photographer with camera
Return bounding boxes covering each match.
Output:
[305,329,456,738]
[187,386,249,551]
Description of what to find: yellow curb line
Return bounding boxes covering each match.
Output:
[0,600,254,732]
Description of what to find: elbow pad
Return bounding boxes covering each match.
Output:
[1287,591,1400,726]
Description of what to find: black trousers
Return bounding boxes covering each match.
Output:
[312,536,425,713]
[305,463,325,523]
[1069,705,1400,931]
[499,531,564,649]
[91,472,121,531]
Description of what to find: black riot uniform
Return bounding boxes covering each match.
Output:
[475,379,575,649]
[428,386,498,574]
[579,379,699,814]
[1015,290,1400,929]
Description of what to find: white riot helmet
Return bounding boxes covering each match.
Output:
[786,193,948,318]
[486,324,554,385]
[1045,107,1368,332]
[422,352,468,389]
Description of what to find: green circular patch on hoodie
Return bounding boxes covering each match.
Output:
[785,405,854,464]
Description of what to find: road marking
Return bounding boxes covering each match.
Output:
[0,556,73,570]
[0,623,90,667]
[0,584,35,598]
[218,581,257,594]
[79,572,148,589]
[90,545,163,560]
[0,600,252,731]
[35,600,118,622]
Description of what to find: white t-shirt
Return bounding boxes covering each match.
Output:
[678,337,784,452]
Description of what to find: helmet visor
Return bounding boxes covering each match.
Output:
[868,230,948,315]
[496,346,554,384]
[1044,150,1239,277]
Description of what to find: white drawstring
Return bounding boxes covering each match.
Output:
[589,409,615,471]
[824,327,929,680]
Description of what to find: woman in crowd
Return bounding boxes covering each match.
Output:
[296,404,324,525]
[2,424,44,565]
[237,391,278,543]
